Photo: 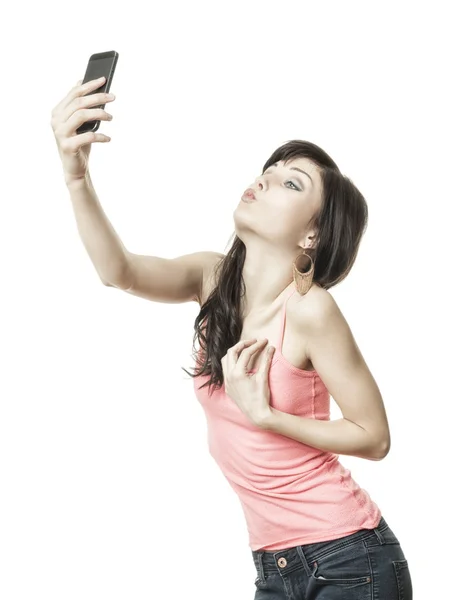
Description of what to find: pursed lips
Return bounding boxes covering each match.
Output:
[241,188,256,202]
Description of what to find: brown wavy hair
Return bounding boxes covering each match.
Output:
[182,139,369,395]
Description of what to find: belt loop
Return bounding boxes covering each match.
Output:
[295,544,313,576]
[373,525,385,545]
[257,552,266,582]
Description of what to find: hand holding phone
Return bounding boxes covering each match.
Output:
[51,77,116,187]
[50,51,119,187]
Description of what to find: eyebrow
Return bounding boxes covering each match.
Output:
[267,162,313,186]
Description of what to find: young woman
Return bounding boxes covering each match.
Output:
[52,77,413,599]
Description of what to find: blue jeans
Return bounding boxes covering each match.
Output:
[251,516,413,599]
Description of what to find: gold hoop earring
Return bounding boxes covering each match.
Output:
[292,250,315,295]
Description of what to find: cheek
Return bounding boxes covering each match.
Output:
[260,210,299,242]
[268,202,302,228]
[284,198,315,226]
[266,203,312,239]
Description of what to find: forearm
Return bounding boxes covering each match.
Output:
[261,410,384,460]
[67,171,130,285]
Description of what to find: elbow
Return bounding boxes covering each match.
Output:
[373,438,391,461]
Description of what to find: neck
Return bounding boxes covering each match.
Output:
[241,245,294,317]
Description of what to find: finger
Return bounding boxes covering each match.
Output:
[61,130,111,152]
[258,344,275,377]
[58,76,106,114]
[231,339,265,358]
[228,339,257,356]
[225,339,255,372]
[52,79,84,117]
[61,105,112,138]
[237,338,257,347]
[235,339,268,372]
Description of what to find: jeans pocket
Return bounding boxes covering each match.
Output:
[393,559,413,600]
[310,540,372,588]
[254,573,278,591]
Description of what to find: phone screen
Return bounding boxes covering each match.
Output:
[76,50,119,135]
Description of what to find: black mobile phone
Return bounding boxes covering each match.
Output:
[76,51,119,135]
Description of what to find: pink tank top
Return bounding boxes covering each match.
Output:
[193,280,381,551]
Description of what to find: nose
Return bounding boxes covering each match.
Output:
[254,177,264,192]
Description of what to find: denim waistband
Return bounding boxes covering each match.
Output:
[252,516,396,578]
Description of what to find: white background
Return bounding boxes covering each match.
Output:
[1,1,448,598]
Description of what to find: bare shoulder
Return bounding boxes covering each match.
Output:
[199,252,225,305]
[291,283,345,332]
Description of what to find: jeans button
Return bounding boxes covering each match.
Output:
[277,557,287,568]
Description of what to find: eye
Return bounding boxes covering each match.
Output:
[285,180,301,191]
[263,170,302,191]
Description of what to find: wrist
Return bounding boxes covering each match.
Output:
[255,407,277,430]
[65,172,91,191]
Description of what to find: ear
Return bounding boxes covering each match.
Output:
[299,231,317,250]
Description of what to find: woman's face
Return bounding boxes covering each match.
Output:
[234,157,323,248]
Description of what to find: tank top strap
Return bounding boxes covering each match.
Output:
[276,280,297,352]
